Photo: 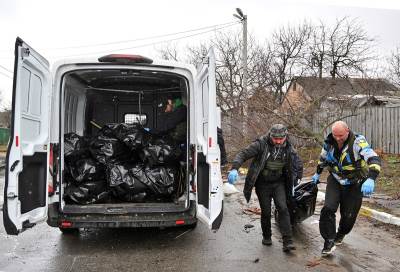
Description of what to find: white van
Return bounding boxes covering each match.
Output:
[3,37,224,235]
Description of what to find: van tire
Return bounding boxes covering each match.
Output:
[59,227,79,234]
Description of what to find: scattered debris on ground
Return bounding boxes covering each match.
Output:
[223,183,240,195]
[243,224,255,233]
[243,207,261,215]
[306,258,321,268]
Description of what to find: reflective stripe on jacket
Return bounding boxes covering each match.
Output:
[316,131,381,184]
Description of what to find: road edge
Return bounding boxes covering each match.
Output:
[317,191,400,227]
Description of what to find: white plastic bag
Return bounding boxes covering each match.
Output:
[223,183,240,195]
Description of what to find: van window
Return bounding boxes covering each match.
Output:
[20,67,43,140]
[124,113,147,125]
[30,74,42,116]
[21,67,30,113]
[21,67,42,115]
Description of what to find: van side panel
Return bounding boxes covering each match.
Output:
[64,78,86,135]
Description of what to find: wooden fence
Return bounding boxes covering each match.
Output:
[313,106,400,154]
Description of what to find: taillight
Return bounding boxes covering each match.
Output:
[98,54,153,64]
[175,220,185,225]
[60,220,73,228]
[49,144,53,169]
[48,182,54,194]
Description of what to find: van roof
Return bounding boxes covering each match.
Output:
[52,56,197,74]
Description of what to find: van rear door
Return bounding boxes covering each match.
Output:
[195,48,223,230]
[3,38,51,235]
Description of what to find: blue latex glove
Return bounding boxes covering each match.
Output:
[311,173,320,184]
[361,178,375,196]
[228,169,238,184]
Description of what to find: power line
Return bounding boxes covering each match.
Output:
[41,21,237,51]
[0,71,12,79]
[53,22,239,58]
[0,21,239,58]
[0,64,12,74]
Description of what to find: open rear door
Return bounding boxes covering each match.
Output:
[195,48,223,230]
[3,38,51,235]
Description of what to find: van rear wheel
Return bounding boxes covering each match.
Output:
[59,227,79,234]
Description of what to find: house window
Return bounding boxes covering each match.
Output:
[124,113,147,125]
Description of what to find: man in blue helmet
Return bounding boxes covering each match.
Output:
[311,121,381,256]
[227,124,303,252]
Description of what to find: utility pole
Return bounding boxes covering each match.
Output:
[234,8,248,141]
[234,8,248,98]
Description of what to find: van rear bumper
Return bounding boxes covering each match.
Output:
[47,201,197,229]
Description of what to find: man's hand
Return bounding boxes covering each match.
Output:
[361,178,375,196]
[311,173,320,184]
[228,169,238,184]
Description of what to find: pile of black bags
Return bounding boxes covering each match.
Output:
[63,123,186,204]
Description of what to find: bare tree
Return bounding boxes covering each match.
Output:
[169,31,275,154]
[186,43,209,67]
[327,17,375,79]
[0,90,11,128]
[303,18,375,80]
[182,31,273,115]
[266,18,377,145]
[388,47,400,87]
[266,21,312,101]
[157,43,180,61]
[154,17,379,151]
[305,20,328,78]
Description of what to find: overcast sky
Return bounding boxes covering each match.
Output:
[1,0,400,106]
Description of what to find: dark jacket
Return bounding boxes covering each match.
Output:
[231,135,303,203]
[157,106,187,132]
[316,131,381,182]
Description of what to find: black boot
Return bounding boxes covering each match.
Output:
[322,240,336,256]
[334,233,345,246]
[262,237,272,246]
[282,239,296,252]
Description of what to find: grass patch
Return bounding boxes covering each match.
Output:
[376,153,400,198]
[362,202,393,214]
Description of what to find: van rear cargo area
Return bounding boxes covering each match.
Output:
[60,68,189,211]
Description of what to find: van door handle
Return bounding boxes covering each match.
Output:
[10,160,20,172]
